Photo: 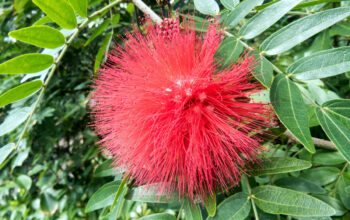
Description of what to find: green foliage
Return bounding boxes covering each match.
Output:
[184,199,203,220]
[270,74,315,153]
[33,0,77,29]
[1,0,350,219]
[9,26,66,49]
[248,157,311,176]
[252,185,335,216]
[260,7,350,55]
[207,192,251,220]
[0,54,53,74]
[0,80,42,107]
[194,0,220,15]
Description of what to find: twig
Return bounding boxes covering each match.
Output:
[243,175,259,220]
[14,0,123,150]
[132,0,163,24]
[284,130,336,151]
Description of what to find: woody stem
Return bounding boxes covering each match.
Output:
[132,0,163,24]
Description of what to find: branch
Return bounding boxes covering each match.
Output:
[14,0,123,150]
[284,130,336,151]
[132,0,163,24]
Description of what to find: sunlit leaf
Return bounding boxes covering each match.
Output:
[239,0,303,39]
[288,47,350,80]
[0,54,53,75]
[33,0,77,29]
[260,8,350,55]
[9,25,65,49]
[69,0,87,18]
[0,80,42,107]
[0,143,15,166]
[223,0,263,28]
[194,0,220,15]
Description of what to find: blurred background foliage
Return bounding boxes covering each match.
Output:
[0,0,350,219]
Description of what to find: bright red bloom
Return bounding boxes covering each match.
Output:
[91,18,272,201]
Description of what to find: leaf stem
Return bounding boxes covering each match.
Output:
[243,175,259,220]
[110,175,129,212]
[177,200,185,220]
[14,0,123,150]
[332,162,348,196]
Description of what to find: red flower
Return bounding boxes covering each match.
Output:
[91,18,272,201]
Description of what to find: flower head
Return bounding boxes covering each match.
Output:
[91,17,272,201]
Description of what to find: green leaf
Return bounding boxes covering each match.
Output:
[85,18,110,46]
[274,177,326,194]
[85,180,121,212]
[125,184,179,203]
[33,16,53,26]
[223,0,263,28]
[0,107,31,136]
[69,0,87,18]
[40,192,59,214]
[12,147,30,170]
[253,185,335,216]
[330,21,350,36]
[260,8,350,55]
[14,0,30,12]
[184,199,203,220]
[300,167,340,186]
[33,0,77,29]
[252,52,274,88]
[308,30,332,54]
[0,143,15,166]
[205,196,216,217]
[109,176,128,214]
[15,175,32,191]
[314,195,347,216]
[94,159,119,177]
[221,0,239,10]
[316,107,350,163]
[94,32,112,72]
[288,47,350,80]
[322,99,350,128]
[337,175,350,209]
[248,157,311,176]
[239,0,303,39]
[250,89,270,103]
[9,25,65,49]
[215,37,243,67]
[270,74,315,153]
[254,0,280,11]
[0,54,53,75]
[312,151,346,166]
[138,213,176,220]
[194,0,220,15]
[0,80,42,107]
[207,192,250,220]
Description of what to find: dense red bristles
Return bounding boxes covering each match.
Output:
[91,18,273,201]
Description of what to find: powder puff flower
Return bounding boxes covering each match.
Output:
[91,17,273,201]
